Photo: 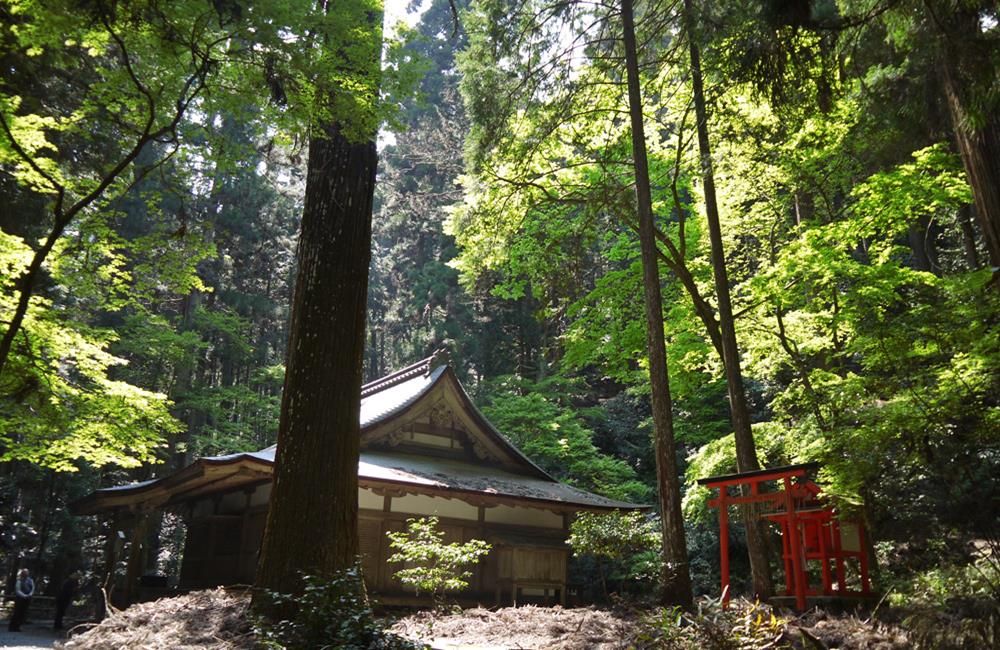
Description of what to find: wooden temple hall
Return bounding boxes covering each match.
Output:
[697,463,873,611]
[71,354,642,606]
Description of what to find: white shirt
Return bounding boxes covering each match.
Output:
[15,577,34,598]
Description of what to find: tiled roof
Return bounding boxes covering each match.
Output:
[360,365,445,428]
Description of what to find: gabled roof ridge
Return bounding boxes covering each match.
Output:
[361,349,448,397]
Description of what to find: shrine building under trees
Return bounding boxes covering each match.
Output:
[72,354,642,606]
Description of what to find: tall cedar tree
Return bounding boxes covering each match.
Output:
[621,0,693,608]
[683,0,773,597]
[935,4,1000,281]
[254,120,378,600]
[254,0,382,601]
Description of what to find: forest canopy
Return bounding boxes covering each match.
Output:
[1,0,998,637]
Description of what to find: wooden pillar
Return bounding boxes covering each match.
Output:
[239,488,254,583]
[99,510,120,618]
[101,511,119,589]
[717,487,730,606]
[783,477,806,611]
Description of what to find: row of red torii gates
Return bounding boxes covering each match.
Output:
[697,462,872,611]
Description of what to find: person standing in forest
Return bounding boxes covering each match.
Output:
[7,568,35,632]
[53,573,78,631]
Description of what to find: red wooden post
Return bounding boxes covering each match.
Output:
[784,477,807,611]
[718,486,730,607]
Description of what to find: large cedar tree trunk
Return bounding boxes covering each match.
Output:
[621,0,693,609]
[683,0,773,598]
[254,122,377,600]
[934,3,1000,283]
[943,79,1000,277]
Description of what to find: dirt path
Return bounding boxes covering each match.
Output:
[0,623,60,650]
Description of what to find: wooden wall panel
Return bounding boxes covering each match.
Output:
[359,518,382,588]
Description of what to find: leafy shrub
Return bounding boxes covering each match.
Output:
[255,567,419,650]
[386,516,490,601]
[568,510,661,597]
[888,551,1000,609]
[634,596,786,650]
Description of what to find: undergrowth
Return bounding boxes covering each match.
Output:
[254,568,423,650]
[635,596,786,649]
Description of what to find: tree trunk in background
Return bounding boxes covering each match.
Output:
[907,215,938,274]
[936,5,1000,286]
[253,120,377,603]
[947,102,1000,277]
[958,204,981,270]
[621,0,693,609]
[683,0,773,599]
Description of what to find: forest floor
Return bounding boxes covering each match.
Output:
[0,624,63,650]
[388,602,914,650]
[39,587,996,649]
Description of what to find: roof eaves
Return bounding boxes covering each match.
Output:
[358,475,649,511]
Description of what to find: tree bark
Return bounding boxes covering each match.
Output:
[621,0,693,609]
[907,215,938,274]
[958,204,981,270]
[935,5,1000,286]
[947,103,1000,278]
[253,121,377,603]
[683,0,773,598]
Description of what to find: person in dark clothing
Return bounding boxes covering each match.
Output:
[53,573,78,630]
[7,568,34,632]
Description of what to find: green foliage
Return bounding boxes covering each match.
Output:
[569,510,659,561]
[635,597,787,650]
[888,552,1000,609]
[255,568,420,650]
[0,231,179,470]
[480,375,652,503]
[386,516,490,599]
[452,0,1000,611]
[568,511,661,585]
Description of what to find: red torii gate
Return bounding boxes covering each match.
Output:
[697,462,872,611]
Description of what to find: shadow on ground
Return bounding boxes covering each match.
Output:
[0,621,62,649]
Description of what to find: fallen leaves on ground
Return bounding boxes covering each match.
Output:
[390,605,635,649]
[57,587,259,650]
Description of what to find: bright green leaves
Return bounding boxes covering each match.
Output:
[701,82,998,514]
[235,0,422,142]
[0,231,179,470]
[845,144,972,247]
[569,510,660,561]
[0,96,63,193]
[481,375,652,503]
[386,516,491,598]
[1,0,368,474]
